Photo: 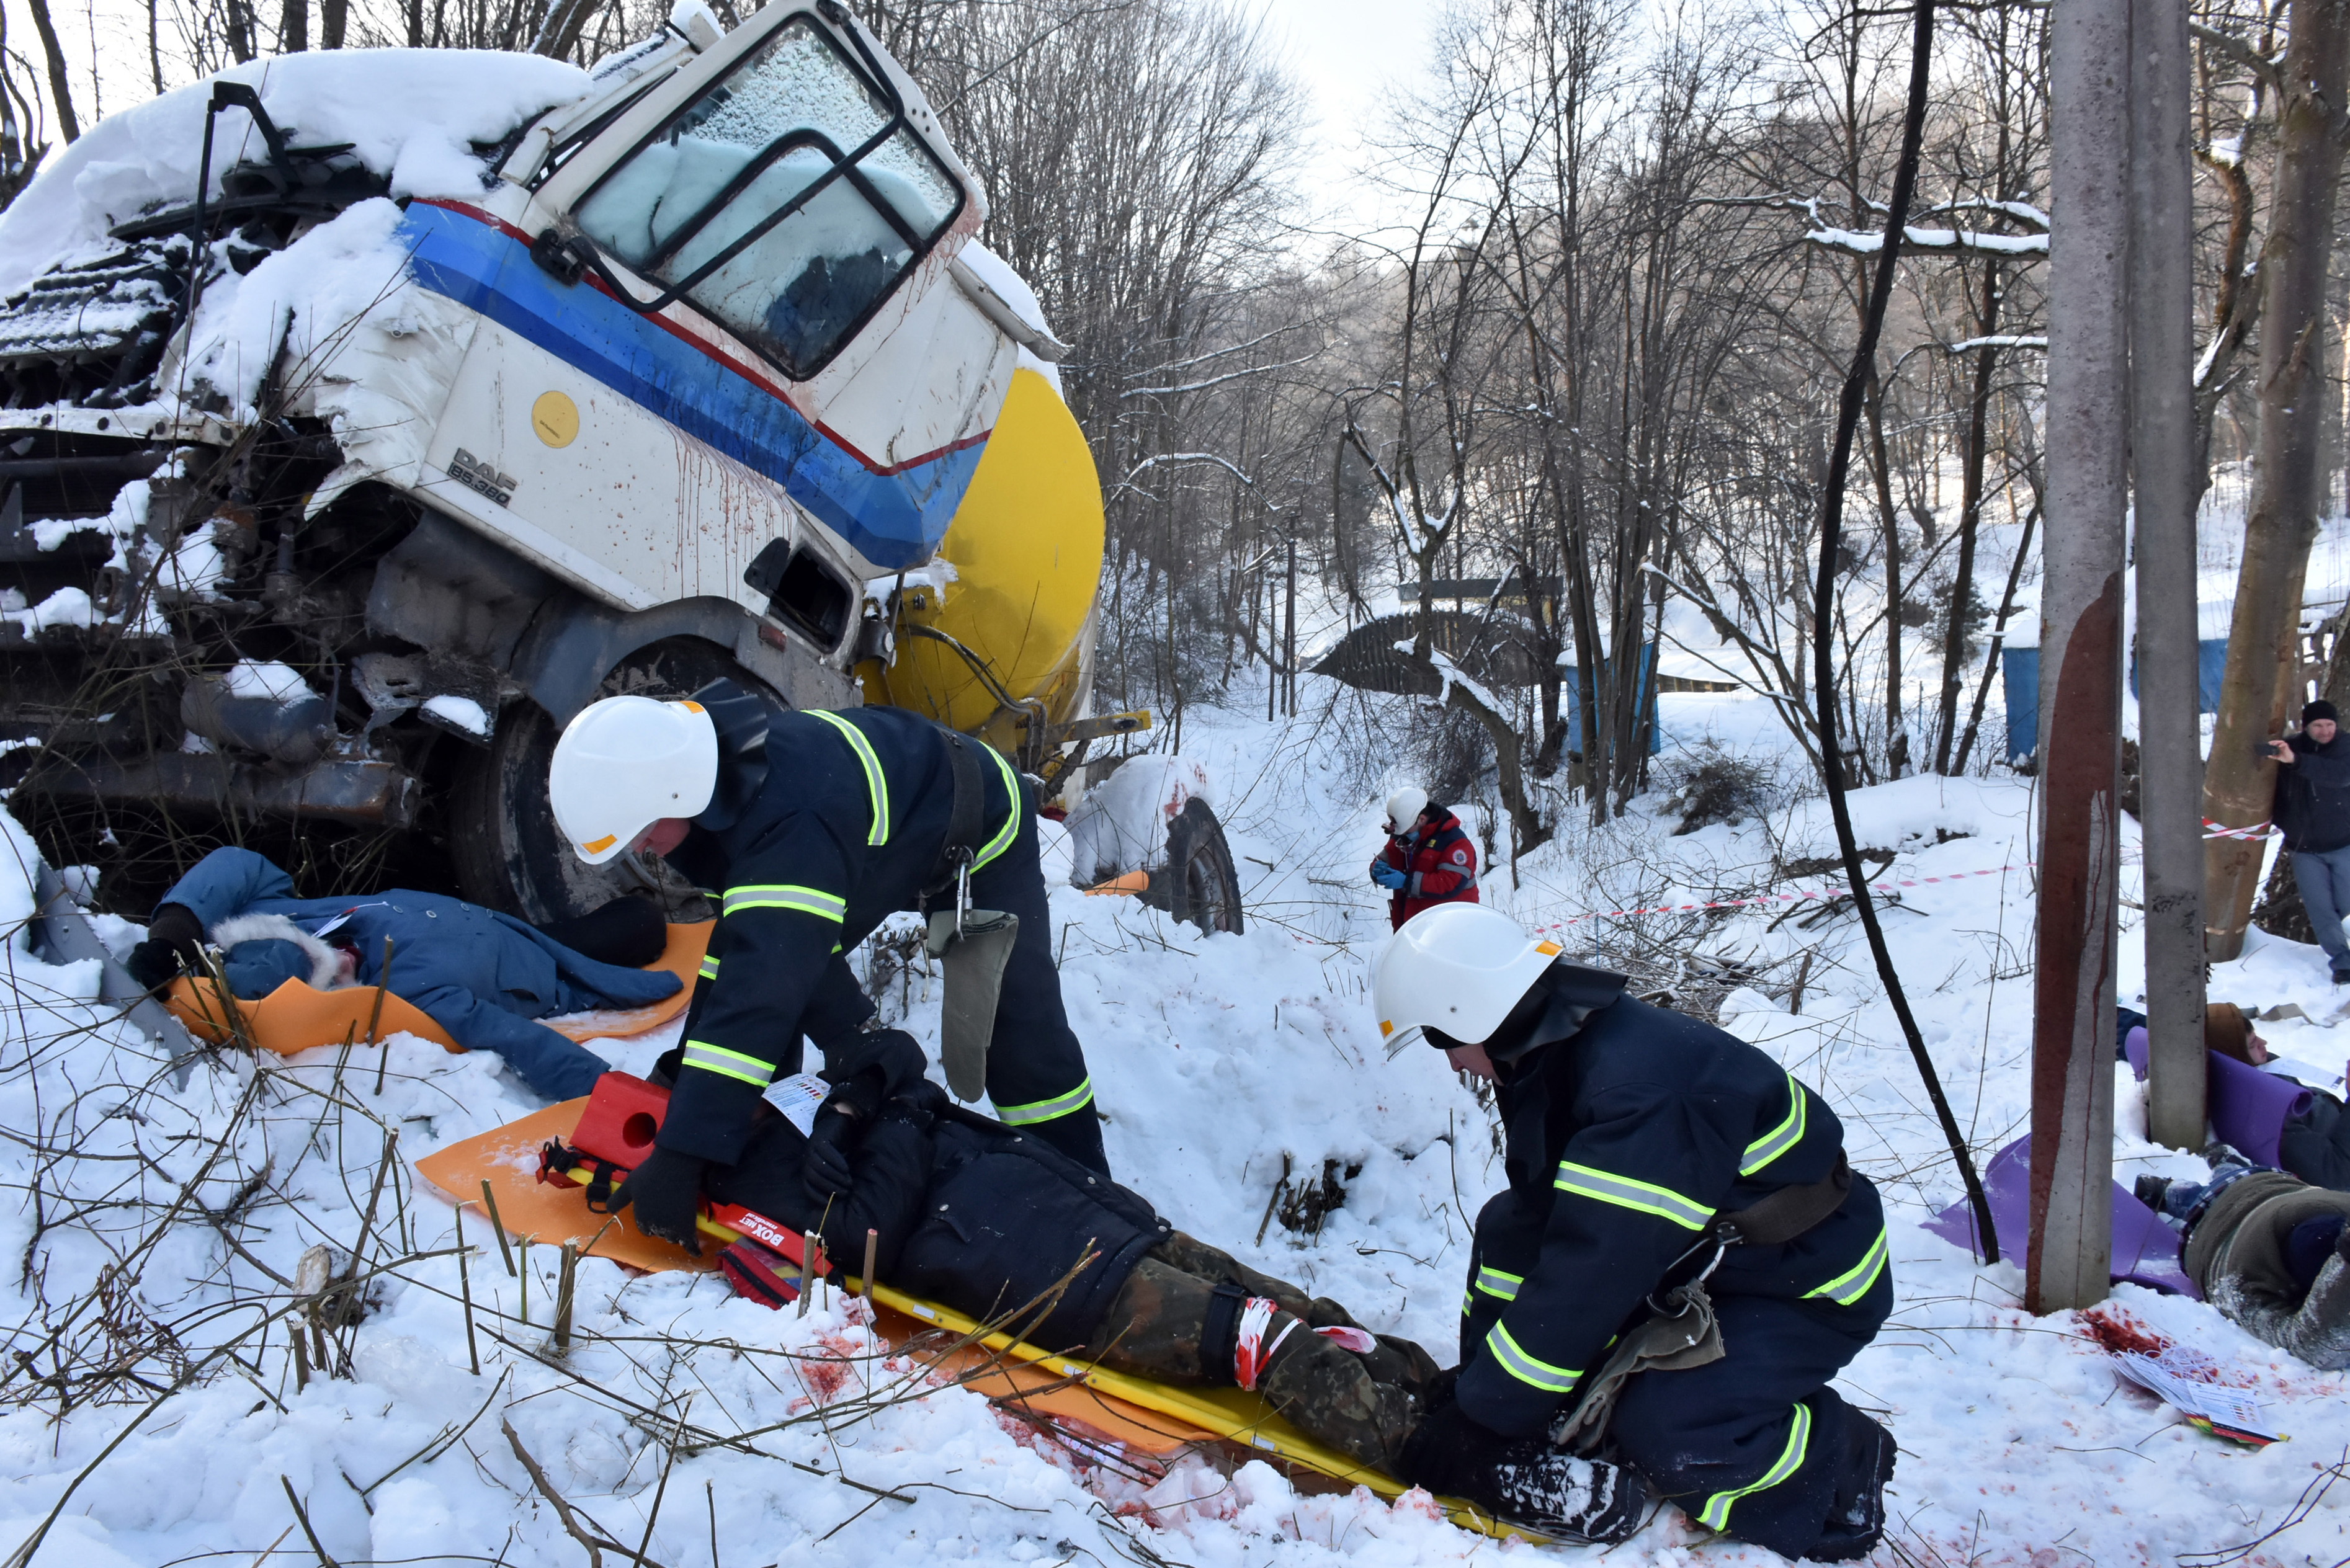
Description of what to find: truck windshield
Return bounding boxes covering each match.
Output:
[574,15,964,378]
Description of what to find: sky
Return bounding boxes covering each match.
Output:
[1253,0,1436,236]
[0,0,1441,237]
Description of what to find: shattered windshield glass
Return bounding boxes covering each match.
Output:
[574,15,963,378]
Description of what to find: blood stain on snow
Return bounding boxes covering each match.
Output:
[2076,1304,2171,1358]
[792,1336,864,1404]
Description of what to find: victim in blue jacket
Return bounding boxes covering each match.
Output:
[158,847,681,1099]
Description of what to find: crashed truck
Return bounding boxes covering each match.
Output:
[0,2,1241,933]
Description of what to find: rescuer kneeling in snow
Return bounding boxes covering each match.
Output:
[1374,905,1895,1561]
[548,681,1107,1258]
[125,845,677,1100]
[1370,786,1480,931]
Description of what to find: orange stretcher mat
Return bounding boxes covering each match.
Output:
[165,922,713,1058]
[414,1097,1534,1542]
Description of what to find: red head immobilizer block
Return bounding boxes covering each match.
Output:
[559,1071,831,1308]
[570,1071,672,1169]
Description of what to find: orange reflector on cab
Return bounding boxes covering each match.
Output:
[1535,941,1562,955]
[583,834,617,854]
[1084,870,1152,897]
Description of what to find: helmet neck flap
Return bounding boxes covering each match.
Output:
[1437,959,1629,1065]
[690,677,779,832]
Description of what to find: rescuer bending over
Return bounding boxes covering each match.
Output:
[1374,905,1895,1561]
[548,682,1107,1257]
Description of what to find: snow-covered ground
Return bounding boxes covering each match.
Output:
[3,680,2347,1566]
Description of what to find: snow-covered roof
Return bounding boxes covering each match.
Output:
[0,50,589,297]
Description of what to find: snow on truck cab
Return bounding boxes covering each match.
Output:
[0,5,1225,929]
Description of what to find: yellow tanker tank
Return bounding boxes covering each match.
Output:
[860,365,1107,766]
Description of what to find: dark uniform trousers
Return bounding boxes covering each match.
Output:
[963,775,1096,1151]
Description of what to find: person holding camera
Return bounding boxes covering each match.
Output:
[2271,700,2350,984]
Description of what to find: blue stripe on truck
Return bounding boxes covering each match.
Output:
[398,200,985,570]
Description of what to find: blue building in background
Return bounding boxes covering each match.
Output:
[1999,638,2231,762]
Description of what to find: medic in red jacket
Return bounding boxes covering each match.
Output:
[1369,786,1480,930]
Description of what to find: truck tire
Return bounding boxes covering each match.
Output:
[1162,798,1243,935]
[447,638,744,922]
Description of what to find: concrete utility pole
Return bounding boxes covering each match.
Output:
[2130,0,2207,1149]
[2033,0,2127,1312]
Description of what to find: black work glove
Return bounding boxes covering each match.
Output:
[610,1146,709,1255]
[803,1070,884,1211]
[126,904,205,994]
[1398,1394,1519,1497]
[818,1028,926,1098]
[803,1106,859,1211]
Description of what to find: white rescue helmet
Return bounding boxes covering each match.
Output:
[1383,786,1430,835]
[1373,903,1563,1056]
[550,695,720,865]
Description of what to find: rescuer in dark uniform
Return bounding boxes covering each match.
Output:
[1373,904,1896,1562]
[546,682,1106,1247]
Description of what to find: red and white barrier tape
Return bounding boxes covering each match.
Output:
[1271,824,2271,945]
[1524,862,2035,932]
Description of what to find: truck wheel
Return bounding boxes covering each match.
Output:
[1163,798,1243,935]
[447,639,739,922]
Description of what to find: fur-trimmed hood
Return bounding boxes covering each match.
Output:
[208,912,344,991]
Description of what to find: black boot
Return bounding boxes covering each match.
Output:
[1401,1402,1646,1544]
[1807,1409,1896,1562]
[1482,1446,1648,1544]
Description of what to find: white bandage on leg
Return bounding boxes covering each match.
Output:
[1233,1296,1300,1391]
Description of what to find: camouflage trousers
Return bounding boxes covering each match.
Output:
[1081,1231,1439,1474]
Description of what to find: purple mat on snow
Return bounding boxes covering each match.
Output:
[2122,1026,2313,1168]
[1921,1133,2200,1298]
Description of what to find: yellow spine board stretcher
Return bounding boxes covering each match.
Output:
[165,923,714,1058]
[414,1097,1534,1544]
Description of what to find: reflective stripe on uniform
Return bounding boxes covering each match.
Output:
[1485,1322,1581,1394]
[1741,1072,1809,1175]
[806,709,891,846]
[1554,1159,1712,1230]
[970,743,1024,873]
[1462,1287,1475,1316]
[680,1040,775,1087]
[1475,1265,1523,1301]
[1805,1223,1889,1306]
[996,1077,1095,1126]
[697,955,720,982]
[721,884,847,922]
[1697,1402,1812,1531]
